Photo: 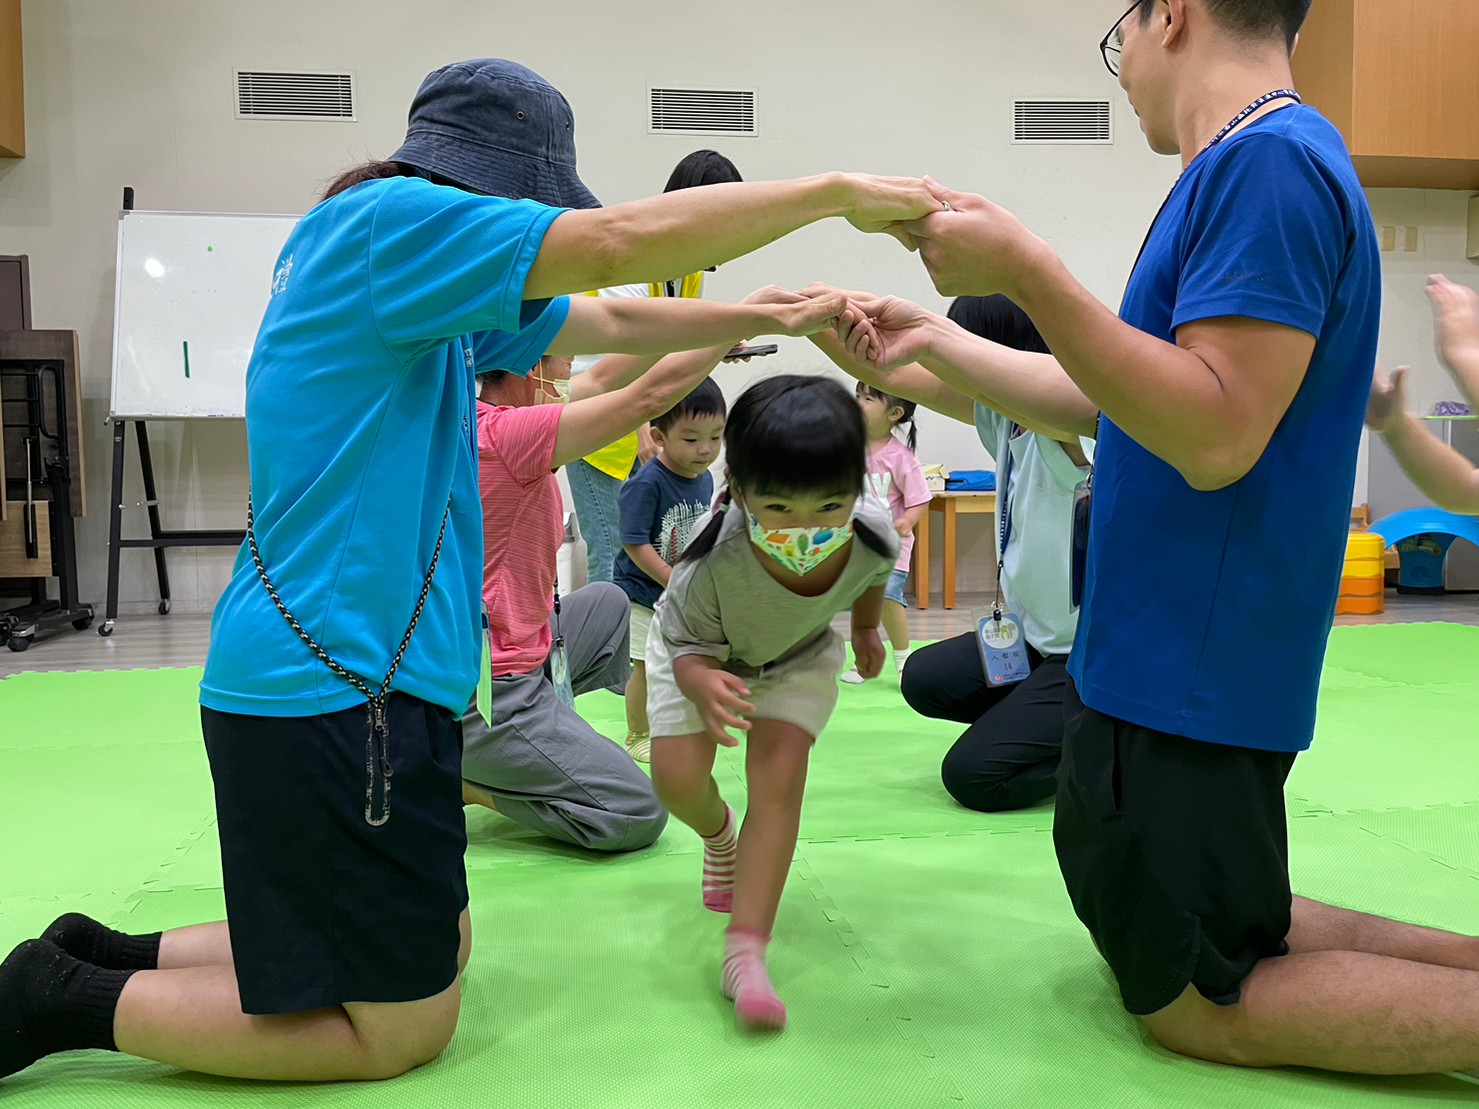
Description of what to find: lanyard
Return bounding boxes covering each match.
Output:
[1130,89,1301,276]
[993,428,1018,617]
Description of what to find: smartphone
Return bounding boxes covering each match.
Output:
[723,343,779,362]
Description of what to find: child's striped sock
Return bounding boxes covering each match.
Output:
[701,804,738,913]
[721,927,786,1031]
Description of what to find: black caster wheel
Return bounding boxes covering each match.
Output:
[158,600,172,616]
[99,622,115,638]
[8,635,31,652]
[73,615,94,631]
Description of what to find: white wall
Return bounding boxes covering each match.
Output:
[3,1,1472,613]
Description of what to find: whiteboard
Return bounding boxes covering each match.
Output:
[109,209,299,419]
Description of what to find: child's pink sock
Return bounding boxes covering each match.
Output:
[721,927,786,1031]
[701,805,738,913]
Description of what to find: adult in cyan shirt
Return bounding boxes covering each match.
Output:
[846,0,1478,1080]
[0,59,942,1088]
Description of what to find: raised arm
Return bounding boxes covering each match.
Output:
[902,174,1330,491]
[550,288,843,467]
[523,174,940,301]
[1428,275,1479,411]
[1367,366,1479,514]
[810,330,975,425]
[832,292,1096,440]
[553,344,726,468]
[544,290,843,359]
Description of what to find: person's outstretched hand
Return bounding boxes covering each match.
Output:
[1366,365,1409,434]
[836,293,937,371]
[765,287,850,339]
[899,177,1046,298]
[1427,275,1479,376]
[841,175,950,245]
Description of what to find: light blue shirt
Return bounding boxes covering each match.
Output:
[201,176,570,717]
[974,406,1086,656]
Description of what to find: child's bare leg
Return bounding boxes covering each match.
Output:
[724,718,813,1031]
[881,600,911,655]
[625,661,651,761]
[651,734,735,910]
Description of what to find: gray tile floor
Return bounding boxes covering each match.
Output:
[3,590,1475,676]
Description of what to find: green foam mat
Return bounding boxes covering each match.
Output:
[2,627,1478,1105]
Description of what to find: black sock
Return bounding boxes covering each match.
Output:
[0,939,135,1080]
[41,914,161,972]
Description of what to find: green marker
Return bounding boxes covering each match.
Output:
[183,340,190,378]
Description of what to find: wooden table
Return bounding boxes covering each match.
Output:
[913,490,997,610]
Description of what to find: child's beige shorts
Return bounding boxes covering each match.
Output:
[645,622,846,741]
[628,602,655,663]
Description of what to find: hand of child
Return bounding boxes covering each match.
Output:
[851,626,886,680]
[1366,366,1409,434]
[688,668,755,748]
[1427,275,1479,376]
[895,520,913,539]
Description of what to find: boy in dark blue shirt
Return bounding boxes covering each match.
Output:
[615,378,726,761]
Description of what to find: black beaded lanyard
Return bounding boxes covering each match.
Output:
[246,492,452,827]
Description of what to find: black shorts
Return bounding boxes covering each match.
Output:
[1052,680,1295,1016]
[201,694,468,1016]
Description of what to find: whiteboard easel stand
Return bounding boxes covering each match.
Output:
[99,188,246,637]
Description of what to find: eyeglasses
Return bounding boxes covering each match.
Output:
[1099,0,1144,77]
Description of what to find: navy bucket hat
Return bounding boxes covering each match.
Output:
[390,59,600,210]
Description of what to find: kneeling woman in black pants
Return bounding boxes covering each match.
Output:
[815,293,1092,811]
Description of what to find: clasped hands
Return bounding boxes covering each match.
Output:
[753,176,1048,368]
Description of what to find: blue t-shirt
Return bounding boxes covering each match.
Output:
[614,457,715,610]
[1068,106,1380,753]
[200,176,570,717]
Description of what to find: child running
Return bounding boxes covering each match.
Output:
[841,382,930,683]
[647,374,899,1032]
[615,378,728,763]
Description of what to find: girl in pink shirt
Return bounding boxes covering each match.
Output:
[842,384,931,682]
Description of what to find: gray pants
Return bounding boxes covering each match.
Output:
[461,582,667,853]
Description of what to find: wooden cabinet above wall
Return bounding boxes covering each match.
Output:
[0,0,22,159]
[1292,0,1479,190]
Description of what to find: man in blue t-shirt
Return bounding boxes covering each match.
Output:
[868,0,1479,1079]
[614,378,726,762]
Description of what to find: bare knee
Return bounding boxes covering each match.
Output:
[347,987,461,1079]
[650,747,708,806]
[1141,989,1269,1069]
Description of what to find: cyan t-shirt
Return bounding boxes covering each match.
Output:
[200,176,570,717]
[614,457,715,610]
[1068,106,1380,753]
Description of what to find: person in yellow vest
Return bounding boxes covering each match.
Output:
[568,151,742,583]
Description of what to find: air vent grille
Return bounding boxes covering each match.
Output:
[236,70,355,121]
[649,88,757,136]
[1013,99,1112,144]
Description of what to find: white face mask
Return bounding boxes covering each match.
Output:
[746,511,854,576]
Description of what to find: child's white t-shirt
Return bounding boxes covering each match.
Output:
[656,496,898,678]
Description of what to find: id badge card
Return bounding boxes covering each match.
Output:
[550,637,576,710]
[1070,477,1092,613]
[976,609,1031,687]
